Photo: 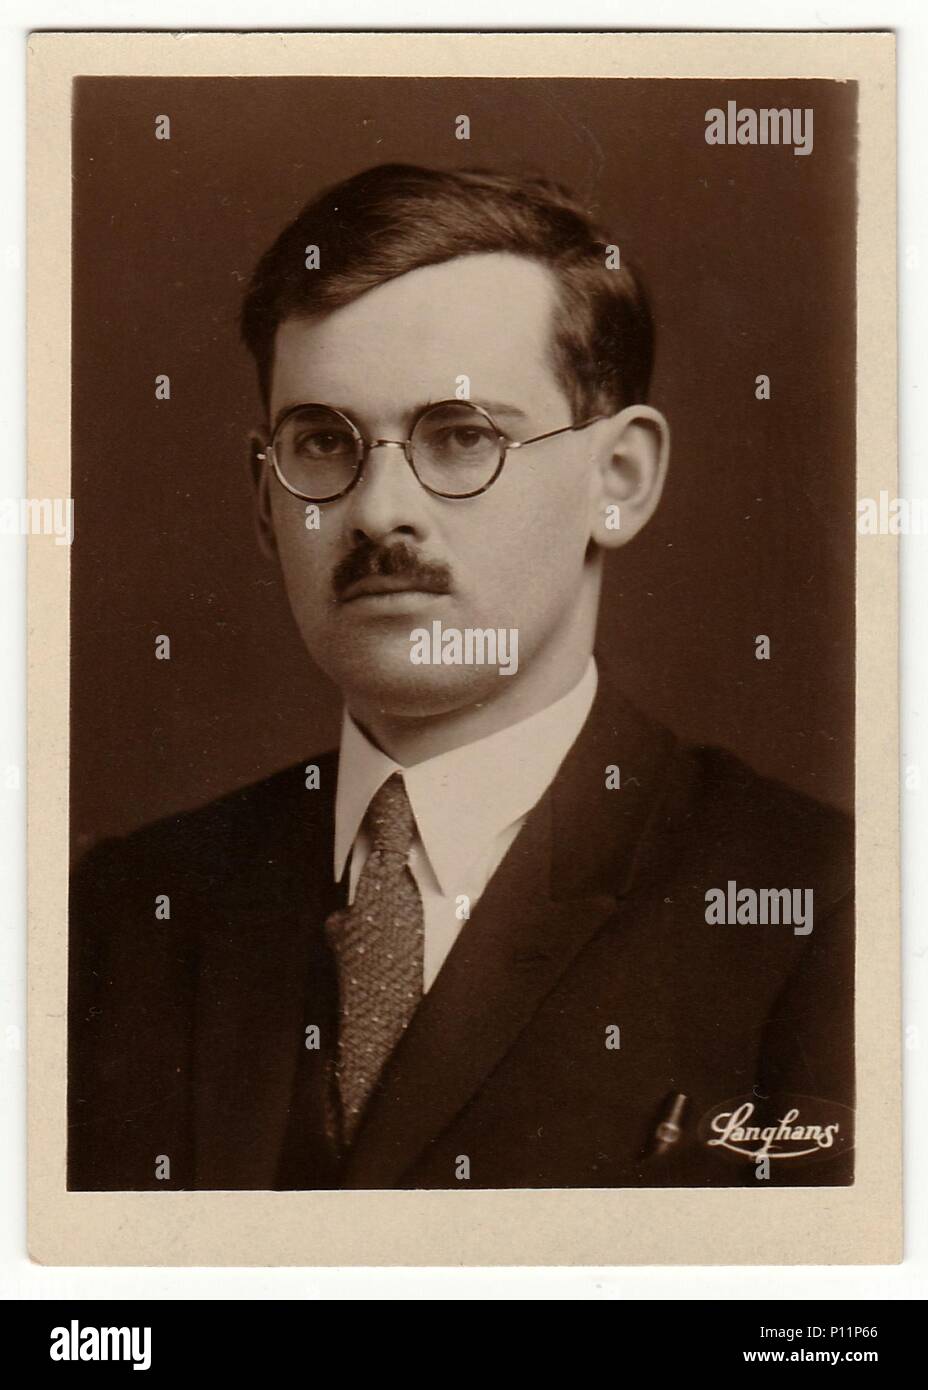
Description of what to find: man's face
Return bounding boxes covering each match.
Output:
[264,252,604,718]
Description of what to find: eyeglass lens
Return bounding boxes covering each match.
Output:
[272,402,504,499]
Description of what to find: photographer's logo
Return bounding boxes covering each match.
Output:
[698,1095,854,1165]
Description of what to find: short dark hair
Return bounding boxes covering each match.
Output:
[240,162,654,421]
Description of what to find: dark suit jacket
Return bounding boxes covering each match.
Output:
[68,674,854,1191]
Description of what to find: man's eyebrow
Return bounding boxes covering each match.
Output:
[270,402,339,434]
[270,398,531,433]
[468,399,529,423]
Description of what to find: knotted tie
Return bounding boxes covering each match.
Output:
[325,772,424,1143]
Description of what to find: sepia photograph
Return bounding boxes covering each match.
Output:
[66,73,858,1194]
[25,30,899,1267]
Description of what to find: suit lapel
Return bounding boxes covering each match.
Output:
[341,671,681,1188]
[192,757,344,1188]
[549,669,679,899]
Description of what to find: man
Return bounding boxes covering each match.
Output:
[68,163,854,1191]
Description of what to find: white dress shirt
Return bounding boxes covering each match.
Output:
[334,658,598,991]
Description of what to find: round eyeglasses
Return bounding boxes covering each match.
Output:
[258,400,606,502]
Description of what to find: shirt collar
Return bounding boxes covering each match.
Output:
[334,658,598,895]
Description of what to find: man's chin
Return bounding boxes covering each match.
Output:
[320,649,514,720]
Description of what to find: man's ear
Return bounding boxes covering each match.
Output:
[248,431,278,562]
[589,404,670,549]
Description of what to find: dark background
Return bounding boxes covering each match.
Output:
[70,77,857,857]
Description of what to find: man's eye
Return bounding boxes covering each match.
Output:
[294,431,353,458]
[430,425,495,454]
[452,428,487,449]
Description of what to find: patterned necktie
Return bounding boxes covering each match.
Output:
[325,772,425,1144]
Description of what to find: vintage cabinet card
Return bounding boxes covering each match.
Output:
[26,30,899,1265]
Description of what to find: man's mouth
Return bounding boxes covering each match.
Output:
[339,575,448,603]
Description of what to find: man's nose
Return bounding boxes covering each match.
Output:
[343,441,430,542]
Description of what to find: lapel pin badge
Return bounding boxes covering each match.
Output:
[650,1092,689,1157]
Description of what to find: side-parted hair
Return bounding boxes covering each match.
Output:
[240,163,654,421]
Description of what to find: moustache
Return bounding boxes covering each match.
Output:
[332,540,453,600]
